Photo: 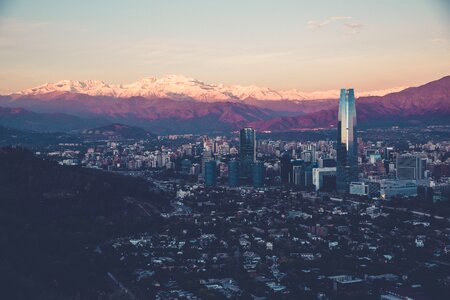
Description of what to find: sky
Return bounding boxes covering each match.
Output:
[0,0,449,94]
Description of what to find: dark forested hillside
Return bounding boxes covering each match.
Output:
[0,126,80,148]
[0,147,169,299]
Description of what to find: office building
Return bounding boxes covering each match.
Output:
[396,154,426,180]
[201,148,213,178]
[292,165,306,187]
[239,127,256,181]
[228,160,240,187]
[204,160,217,187]
[304,163,316,188]
[181,159,192,174]
[318,158,336,168]
[379,180,418,199]
[252,161,264,187]
[349,181,380,198]
[336,88,358,193]
[289,159,304,184]
[190,163,201,176]
[312,167,337,191]
[383,146,395,161]
[280,154,292,184]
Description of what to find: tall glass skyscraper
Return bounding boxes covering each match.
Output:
[204,160,217,187]
[336,88,358,193]
[252,161,264,187]
[239,127,256,181]
[228,159,240,187]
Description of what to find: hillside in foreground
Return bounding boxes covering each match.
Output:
[0,147,169,299]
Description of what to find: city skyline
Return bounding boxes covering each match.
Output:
[1,1,450,299]
[1,0,449,94]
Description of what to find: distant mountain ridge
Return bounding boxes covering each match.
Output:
[83,123,157,140]
[251,75,450,131]
[0,94,281,133]
[9,74,406,102]
[0,106,107,132]
[0,75,448,133]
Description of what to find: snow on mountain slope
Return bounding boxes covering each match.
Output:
[12,74,406,102]
[358,86,407,97]
[18,79,116,97]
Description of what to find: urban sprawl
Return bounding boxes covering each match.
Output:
[35,89,450,299]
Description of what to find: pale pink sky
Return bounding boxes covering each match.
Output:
[0,0,449,94]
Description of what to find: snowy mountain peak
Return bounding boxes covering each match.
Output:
[160,74,195,81]
[18,79,115,97]
[13,75,406,102]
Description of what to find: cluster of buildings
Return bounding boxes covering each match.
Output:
[39,88,450,203]
[51,132,450,203]
[102,183,450,299]
[183,88,450,202]
[193,127,264,188]
[45,123,450,204]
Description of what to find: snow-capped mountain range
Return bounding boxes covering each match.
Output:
[12,75,405,102]
[1,75,449,133]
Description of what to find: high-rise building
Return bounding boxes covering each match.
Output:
[383,147,395,161]
[201,147,213,177]
[190,163,201,176]
[336,88,358,193]
[289,159,304,185]
[318,158,336,168]
[228,159,240,187]
[252,161,264,187]
[181,159,192,174]
[280,154,292,184]
[204,160,217,187]
[396,154,426,180]
[292,165,306,187]
[304,163,316,188]
[313,167,337,191]
[240,127,256,181]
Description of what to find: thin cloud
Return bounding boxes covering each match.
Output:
[343,22,364,34]
[429,38,447,43]
[330,16,353,21]
[306,20,328,30]
[307,16,352,30]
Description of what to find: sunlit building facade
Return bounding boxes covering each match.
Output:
[336,88,358,193]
